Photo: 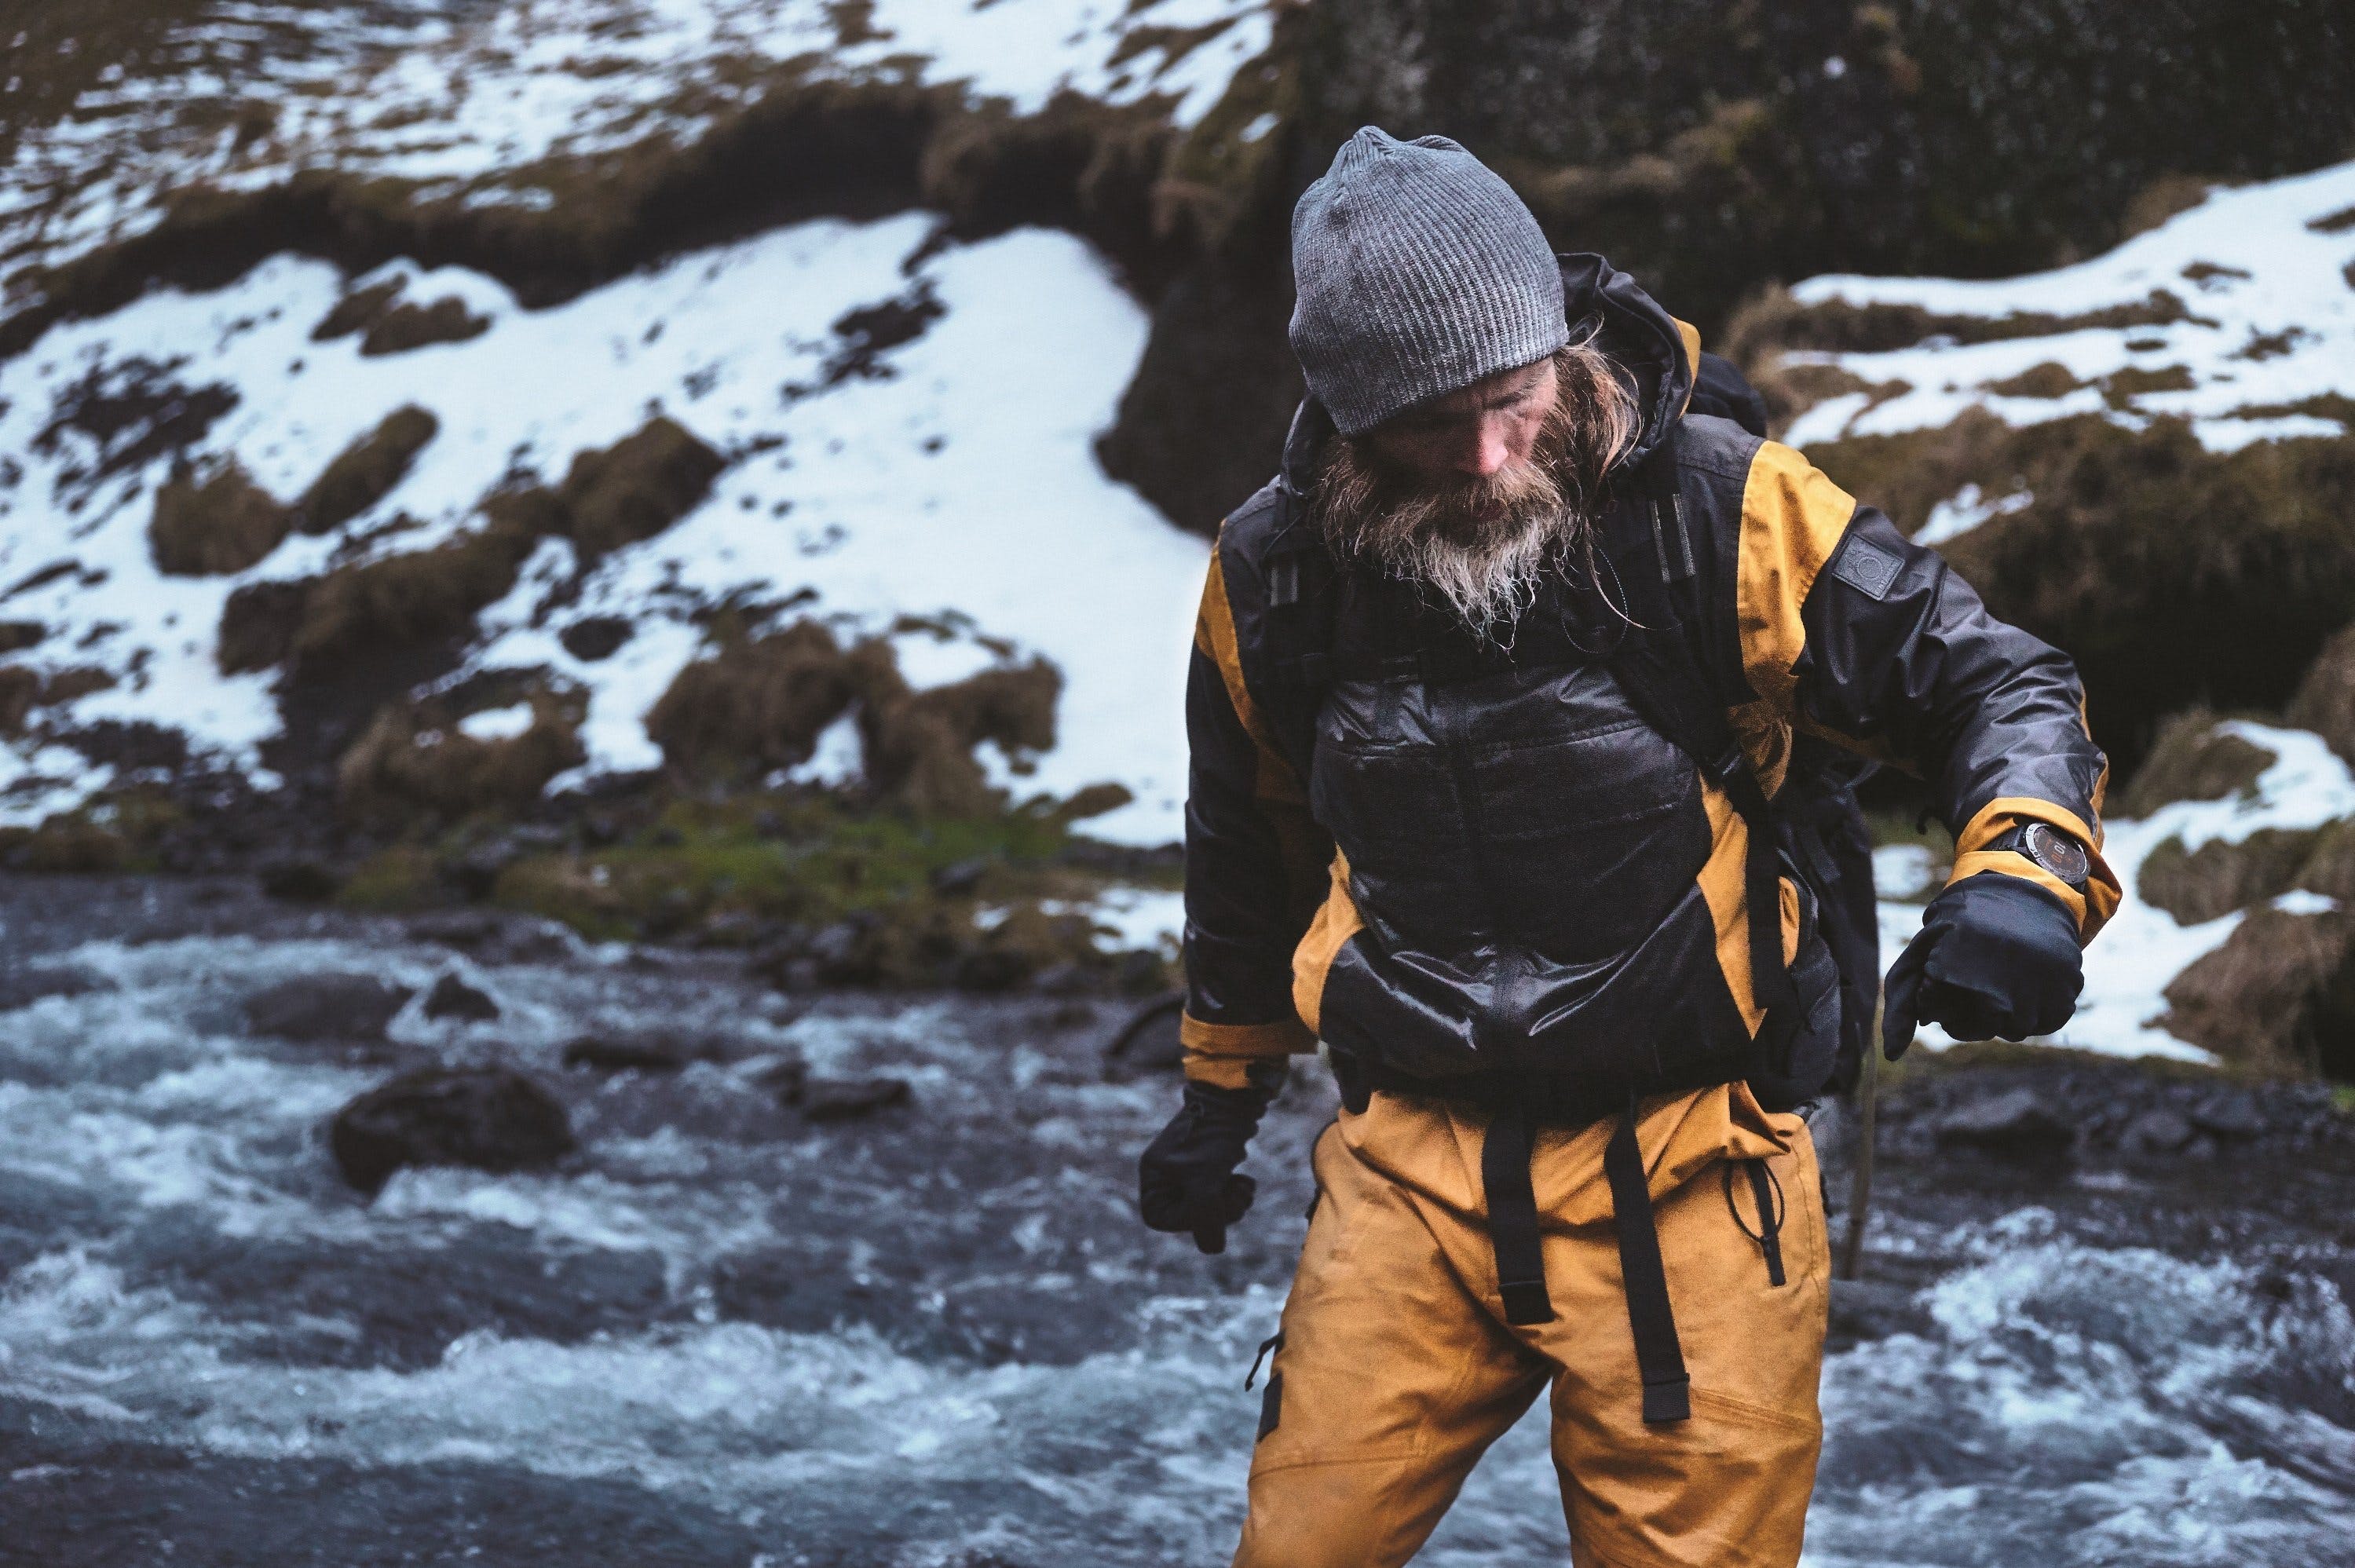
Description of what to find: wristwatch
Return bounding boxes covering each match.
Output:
[1992,821,2090,892]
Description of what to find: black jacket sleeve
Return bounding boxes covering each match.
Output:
[1179,542,1333,1084]
[1735,440,2119,935]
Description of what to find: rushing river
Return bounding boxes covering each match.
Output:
[2,878,2352,1566]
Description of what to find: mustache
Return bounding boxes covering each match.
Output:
[1308,340,1635,641]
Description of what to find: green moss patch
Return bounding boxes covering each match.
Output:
[479,788,1165,988]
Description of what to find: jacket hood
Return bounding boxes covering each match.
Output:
[1278,253,1696,499]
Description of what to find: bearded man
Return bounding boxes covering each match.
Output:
[1138,128,2123,1567]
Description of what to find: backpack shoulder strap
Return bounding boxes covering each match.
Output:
[1594,433,1804,1036]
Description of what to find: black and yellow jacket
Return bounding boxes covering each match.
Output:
[1179,256,2121,1094]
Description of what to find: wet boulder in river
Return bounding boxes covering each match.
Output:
[245,973,413,1044]
[331,1066,575,1195]
[795,1076,910,1120]
[422,974,499,1022]
[1933,1087,2078,1159]
[562,1036,689,1073]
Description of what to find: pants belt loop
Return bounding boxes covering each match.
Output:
[1479,1093,1555,1326]
[1604,1101,1691,1424]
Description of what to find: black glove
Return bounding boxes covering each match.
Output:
[1139,1074,1278,1254]
[1882,872,2083,1059]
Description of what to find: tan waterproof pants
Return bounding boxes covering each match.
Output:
[1233,1084,1830,1568]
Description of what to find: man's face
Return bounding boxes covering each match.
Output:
[1359,356,1562,508]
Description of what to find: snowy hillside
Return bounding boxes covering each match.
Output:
[1782,159,2355,476]
[0,0,1300,846]
[0,214,1206,841]
[2,0,1275,289]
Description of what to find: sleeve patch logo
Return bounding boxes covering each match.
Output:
[1831,536,1900,600]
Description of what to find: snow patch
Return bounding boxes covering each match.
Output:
[1886,721,2355,1062]
[1913,482,2035,547]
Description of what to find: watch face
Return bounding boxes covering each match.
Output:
[2022,822,2089,887]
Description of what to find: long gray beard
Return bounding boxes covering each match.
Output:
[1354,503,1575,644]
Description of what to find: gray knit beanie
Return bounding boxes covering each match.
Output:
[1289,128,1568,437]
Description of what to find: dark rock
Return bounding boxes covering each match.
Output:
[444,826,569,899]
[1933,1087,2076,1157]
[560,616,634,662]
[744,1054,809,1098]
[245,973,412,1044]
[2119,1108,2196,1157]
[0,964,102,1011]
[1827,1278,1935,1347]
[929,856,989,897]
[1032,962,1104,997]
[561,1036,687,1074]
[796,1075,910,1121]
[409,912,503,951]
[329,1066,574,1194]
[1116,949,1170,995]
[808,919,877,986]
[257,857,341,902]
[953,945,1034,993]
[2191,1089,2267,1140]
[422,974,499,1023]
[1102,991,1184,1080]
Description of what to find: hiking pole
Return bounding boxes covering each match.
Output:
[1836,991,1881,1281]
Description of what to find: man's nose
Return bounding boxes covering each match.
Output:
[1452,418,1512,478]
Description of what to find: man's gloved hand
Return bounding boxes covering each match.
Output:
[1882,872,2084,1059]
[1139,1073,1279,1254]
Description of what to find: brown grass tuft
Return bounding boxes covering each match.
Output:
[1986,362,2086,399]
[337,687,586,828]
[854,645,1061,817]
[287,519,540,672]
[360,296,490,356]
[295,405,440,534]
[644,620,861,783]
[2135,828,2320,923]
[310,281,403,342]
[2287,623,2355,766]
[216,579,313,674]
[2159,908,2355,1076]
[556,417,725,559]
[148,459,292,576]
[0,667,40,734]
[2119,710,2276,816]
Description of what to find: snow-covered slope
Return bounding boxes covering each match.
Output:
[0,212,1206,841]
[1783,159,2355,469]
[1878,722,2355,1065]
[2,0,1276,291]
